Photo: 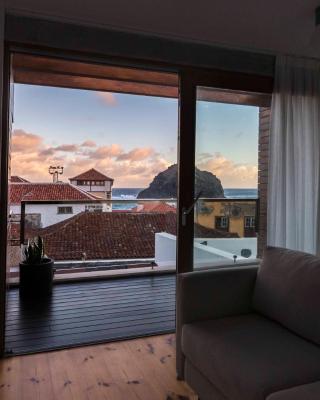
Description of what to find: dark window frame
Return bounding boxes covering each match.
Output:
[57,206,73,214]
[215,216,229,231]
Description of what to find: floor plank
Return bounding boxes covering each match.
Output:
[0,334,197,400]
[5,274,176,355]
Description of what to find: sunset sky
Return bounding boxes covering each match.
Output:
[12,84,259,188]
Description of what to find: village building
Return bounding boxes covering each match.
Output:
[69,168,114,199]
[10,182,101,228]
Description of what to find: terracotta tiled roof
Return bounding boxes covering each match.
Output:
[10,183,98,204]
[194,224,239,239]
[69,168,113,182]
[11,176,29,183]
[37,212,176,260]
[16,212,239,261]
[131,202,176,213]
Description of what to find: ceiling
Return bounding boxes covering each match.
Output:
[4,0,320,58]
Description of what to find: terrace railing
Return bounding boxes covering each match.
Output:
[8,198,259,275]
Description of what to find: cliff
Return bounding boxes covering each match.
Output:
[137,164,224,199]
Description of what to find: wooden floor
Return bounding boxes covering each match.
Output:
[0,334,197,400]
[5,274,176,355]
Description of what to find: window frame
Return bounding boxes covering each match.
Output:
[57,206,73,215]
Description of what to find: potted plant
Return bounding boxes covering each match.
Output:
[19,236,54,297]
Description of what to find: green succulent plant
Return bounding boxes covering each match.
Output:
[23,236,46,264]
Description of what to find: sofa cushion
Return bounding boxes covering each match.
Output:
[182,314,320,400]
[253,246,320,345]
[266,381,320,400]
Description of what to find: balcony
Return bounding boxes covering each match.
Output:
[6,197,259,355]
[8,198,259,281]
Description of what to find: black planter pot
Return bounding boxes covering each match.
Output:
[19,258,54,297]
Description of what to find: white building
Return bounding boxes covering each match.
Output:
[69,168,114,199]
[10,181,105,228]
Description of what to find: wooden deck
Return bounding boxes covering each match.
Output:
[5,274,176,355]
[0,334,197,400]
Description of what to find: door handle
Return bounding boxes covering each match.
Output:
[181,191,202,227]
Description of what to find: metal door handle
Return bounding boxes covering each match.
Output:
[181,191,202,227]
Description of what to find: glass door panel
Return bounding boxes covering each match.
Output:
[193,87,259,269]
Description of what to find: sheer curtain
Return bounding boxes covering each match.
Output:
[268,56,320,255]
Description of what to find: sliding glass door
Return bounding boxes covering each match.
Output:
[177,71,272,273]
[193,86,260,269]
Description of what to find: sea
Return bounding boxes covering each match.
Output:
[112,188,258,210]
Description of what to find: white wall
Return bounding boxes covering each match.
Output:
[11,201,112,228]
[11,203,86,227]
[29,203,86,227]
[155,232,177,268]
[155,232,258,268]
[70,180,112,193]
[194,238,257,259]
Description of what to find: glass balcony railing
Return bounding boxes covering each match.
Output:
[7,197,258,280]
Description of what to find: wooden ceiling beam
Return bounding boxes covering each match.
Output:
[12,54,178,86]
[14,69,179,98]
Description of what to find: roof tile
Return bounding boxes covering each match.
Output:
[69,168,113,182]
[10,183,97,204]
[17,212,239,261]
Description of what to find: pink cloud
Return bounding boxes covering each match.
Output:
[10,130,173,187]
[81,140,96,148]
[117,147,155,161]
[39,148,55,157]
[96,92,117,106]
[197,152,258,188]
[90,144,123,159]
[55,144,79,152]
[12,129,42,152]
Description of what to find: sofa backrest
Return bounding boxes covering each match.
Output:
[253,246,320,345]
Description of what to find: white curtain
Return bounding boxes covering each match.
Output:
[268,55,320,255]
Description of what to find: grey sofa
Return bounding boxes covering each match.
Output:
[177,246,320,400]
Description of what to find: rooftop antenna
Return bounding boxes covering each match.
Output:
[49,165,64,183]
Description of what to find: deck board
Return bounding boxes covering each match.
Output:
[5,274,176,355]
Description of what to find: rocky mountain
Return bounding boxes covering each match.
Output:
[137,164,224,199]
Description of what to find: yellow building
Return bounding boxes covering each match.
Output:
[195,200,257,238]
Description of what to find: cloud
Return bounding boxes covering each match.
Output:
[90,144,123,159]
[197,152,257,188]
[38,143,79,157]
[96,92,117,106]
[11,129,173,187]
[116,147,155,161]
[11,128,256,188]
[197,152,212,162]
[39,148,56,157]
[55,144,79,152]
[81,140,96,148]
[12,129,42,152]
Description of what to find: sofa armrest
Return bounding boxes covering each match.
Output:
[266,381,320,400]
[176,265,258,379]
[177,265,258,325]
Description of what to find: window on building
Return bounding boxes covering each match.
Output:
[57,206,73,214]
[244,216,255,228]
[85,205,103,212]
[244,216,256,237]
[215,216,229,231]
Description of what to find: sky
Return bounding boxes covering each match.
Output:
[11,84,259,188]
